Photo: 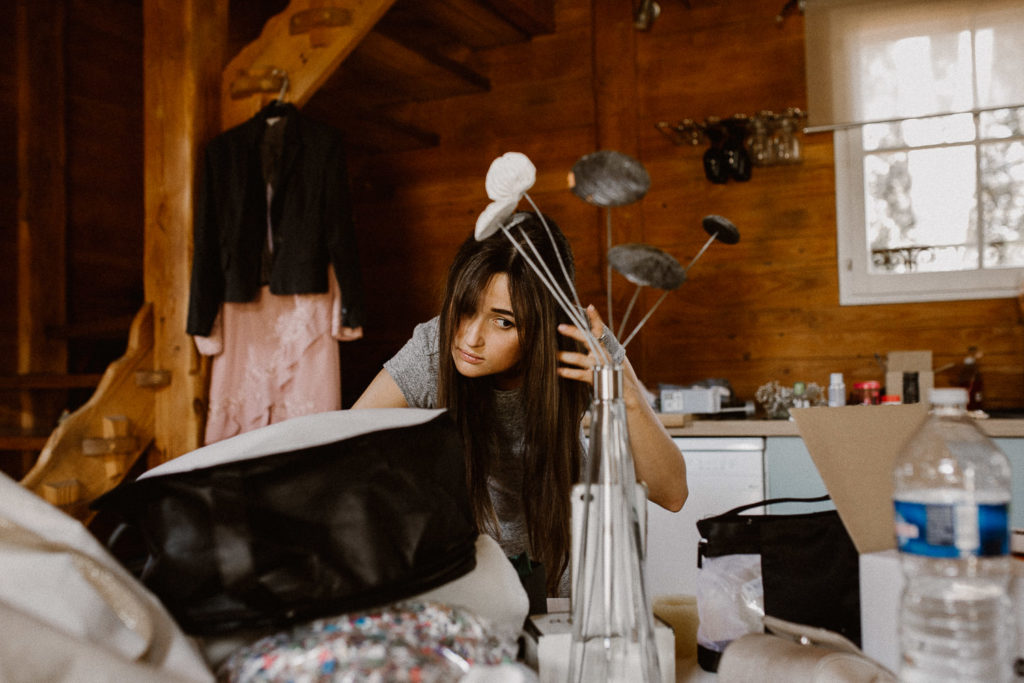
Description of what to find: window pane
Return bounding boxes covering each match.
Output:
[980,138,1024,267]
[863,113,974,151]
[979,107,1024,139]
[865,145,978,273]
[976,13,1024,109]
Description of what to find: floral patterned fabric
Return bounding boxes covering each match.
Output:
[200,282,343,445]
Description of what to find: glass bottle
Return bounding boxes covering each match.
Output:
[748,112,774,167]
[569,365,661,682]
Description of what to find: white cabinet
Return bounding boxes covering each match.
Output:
[763,437,833,514]
[644,438,765,599]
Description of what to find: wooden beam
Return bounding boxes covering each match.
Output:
[324,30,490,106]
[305,100,441,152]
[221,0,399,131]
[590,0,647,371]
[144,0,227,462]
[378,0,531,50]
[16,0,68,434]
[487,0,555,35]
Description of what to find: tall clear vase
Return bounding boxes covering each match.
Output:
[568,364,661,682]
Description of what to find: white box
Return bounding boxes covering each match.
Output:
[523,611,676,683]
[859,549,903,673]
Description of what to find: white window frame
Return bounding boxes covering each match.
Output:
[835,124,1024,306]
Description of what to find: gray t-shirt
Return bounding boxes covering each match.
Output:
[384,317,530,560]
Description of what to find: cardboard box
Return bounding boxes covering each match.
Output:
[885,350,934,405]
[789,404,930,670]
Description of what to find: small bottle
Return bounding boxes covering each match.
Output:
[792,381,808,409]
[852,380,881,405]
[828,373,845,407]
[893,387,1013,682]
[957,348,985,412]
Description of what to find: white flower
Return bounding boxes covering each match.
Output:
[485,152,536,201]
[475,152,537,240]
[474,198,518,240]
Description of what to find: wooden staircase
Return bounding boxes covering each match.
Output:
[19,304,159,524]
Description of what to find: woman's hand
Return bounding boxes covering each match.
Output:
[557,304,689,512]
[556,304,610,384]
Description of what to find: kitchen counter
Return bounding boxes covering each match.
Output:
[658,414,1024,439]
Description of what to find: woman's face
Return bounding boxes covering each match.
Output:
[452,273,523,389]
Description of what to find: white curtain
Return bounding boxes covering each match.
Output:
[804,0,1024,130]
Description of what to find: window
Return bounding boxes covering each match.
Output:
[805,0,1024,305]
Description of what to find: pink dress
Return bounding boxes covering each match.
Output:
[194,270,360,445]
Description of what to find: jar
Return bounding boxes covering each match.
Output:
[852,380,881,405]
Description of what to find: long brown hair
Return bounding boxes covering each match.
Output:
[437,212,590,593]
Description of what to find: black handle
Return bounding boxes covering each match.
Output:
[717,494,831,518]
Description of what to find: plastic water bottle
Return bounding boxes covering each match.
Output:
[828,372,846,407]
[892,387,1013,682]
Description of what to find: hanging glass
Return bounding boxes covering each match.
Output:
[568,364,661,682]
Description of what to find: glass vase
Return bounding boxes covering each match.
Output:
[568,364,661,682]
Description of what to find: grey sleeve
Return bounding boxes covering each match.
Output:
[383,317,441,408]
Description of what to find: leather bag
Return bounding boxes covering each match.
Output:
[93,409,478,636]
[695,495,861,673]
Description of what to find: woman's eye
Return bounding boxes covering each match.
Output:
[494,317,515,330]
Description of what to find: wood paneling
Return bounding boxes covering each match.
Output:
[342,0,1024,412]
[0,3,17,387]
[16,0,68,442]
[66,0,144,346]
[632,0,1024,411]
[8,0,1024,454]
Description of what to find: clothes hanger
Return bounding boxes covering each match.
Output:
[264,69,291,122]
[227,66,291,122]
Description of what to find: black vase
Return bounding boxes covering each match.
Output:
[703,124,730,184]
[723,119,753,182]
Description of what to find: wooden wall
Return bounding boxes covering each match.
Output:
[1,0,142,459]
[0,4,16,389]
[341,0,1024,412]
[340,0,607,404]
[65,0,145,372]
[4,0,1024,455]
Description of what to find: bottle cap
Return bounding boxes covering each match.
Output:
[929,387,968,407]
[830,372,844,384]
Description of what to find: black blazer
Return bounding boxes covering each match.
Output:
[186,102,364,337]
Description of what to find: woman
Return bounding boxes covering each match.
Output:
[353,212,686,595]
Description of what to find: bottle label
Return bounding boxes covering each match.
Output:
[894,499,1009,557]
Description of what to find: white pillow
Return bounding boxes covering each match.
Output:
[0,472,213,682]
[414,533,529,636]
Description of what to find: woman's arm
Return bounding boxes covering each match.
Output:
[351,369,410,409]
[557,305,688,512]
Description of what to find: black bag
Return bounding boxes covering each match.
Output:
[93,409,479,636]
[695,495,861,673]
